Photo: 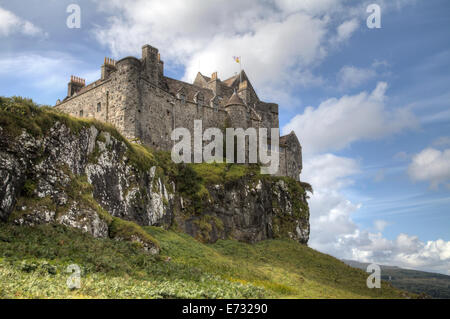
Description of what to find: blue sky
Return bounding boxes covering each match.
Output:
[0,0,449,274]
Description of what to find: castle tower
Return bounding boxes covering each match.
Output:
[142,44,162,86]
[225,90,249,129]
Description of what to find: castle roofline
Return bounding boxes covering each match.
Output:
[225,90,245,106]
[197,72,211,82]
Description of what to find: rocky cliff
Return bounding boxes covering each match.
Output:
[0,97,310,253]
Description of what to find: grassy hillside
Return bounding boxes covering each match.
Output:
[0,224,410,299]
[0,96,411,299]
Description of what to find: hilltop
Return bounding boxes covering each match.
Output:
[0,97,411,298]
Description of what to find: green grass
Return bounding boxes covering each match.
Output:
[0,96,412,298]
[109,217,160,249]
[0,224,411,299]
[190,162,260,186]
[0,96,157,173]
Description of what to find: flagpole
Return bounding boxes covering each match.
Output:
[239,57,242,85]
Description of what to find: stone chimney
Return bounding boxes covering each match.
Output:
[208,71,221,96]
[67,76,85,97]
[101,57,117,80]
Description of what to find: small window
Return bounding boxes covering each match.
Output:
[97,102,101,112]
[79,110,84,117]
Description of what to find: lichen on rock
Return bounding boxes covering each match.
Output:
[0,97,311,251]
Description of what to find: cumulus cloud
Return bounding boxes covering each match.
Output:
[302,153,360,250]
[283,82,418,154]
[93,0,364,106]
[335,18,359,43]
[341,232,450,275]
[274,0,344,16]
[408,148,450,189]
[92,0,448,274]
[304,153,450,275]
[374,220,389,231]
[337,65,376,89]
[302,153,360,189]
[0,7,45,37]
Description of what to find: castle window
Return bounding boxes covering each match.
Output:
[194,92,205,107]
[97,102,101,112]
[177,87,187,104]
[177,93,186,104]
[210,96,219,112]
[79,110,84,117]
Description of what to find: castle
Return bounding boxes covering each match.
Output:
[55,44,303,180]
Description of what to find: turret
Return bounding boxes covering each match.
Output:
[225,90,249,128]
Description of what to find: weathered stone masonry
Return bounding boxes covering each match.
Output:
[55,44,303,180]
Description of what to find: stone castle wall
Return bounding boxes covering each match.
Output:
[137,79,229,151]
[55,44,303,180]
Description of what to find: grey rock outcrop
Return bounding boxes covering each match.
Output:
[0,121,309,246]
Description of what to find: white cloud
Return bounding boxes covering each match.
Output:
[302,153,360,190]
[283,82,418,154]
[0,7,44,37]
[335,18,359,42]
[408,148,450,189]
[92,0,449,274]
[274,0,344,16]
[303,153,450,275]
[374,219,389,231]
[337,65,376,89]
[303,153,361,249]
[92,0,365,107]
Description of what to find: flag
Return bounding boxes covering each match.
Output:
[233,56,240,64]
